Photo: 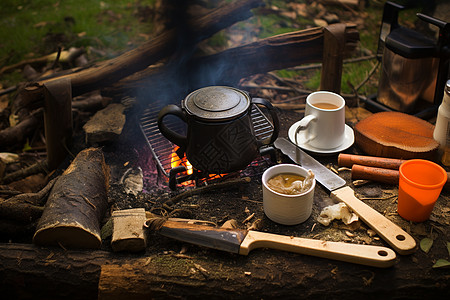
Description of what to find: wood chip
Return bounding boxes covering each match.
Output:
[242,212,255,224]
[367,229,377,237]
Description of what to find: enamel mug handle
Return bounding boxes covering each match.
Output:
[294,114,317,146]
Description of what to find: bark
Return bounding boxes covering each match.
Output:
[1,159,48,184]
[0,177,56,226]
[33,148,110,249]
[0,242,447,300]
[0,108,43,152]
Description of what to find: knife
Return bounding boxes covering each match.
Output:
[273,137,416,255]
[154,219,396,268]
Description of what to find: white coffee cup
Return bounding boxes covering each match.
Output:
[294,91,345,149]
[262,164,315,225]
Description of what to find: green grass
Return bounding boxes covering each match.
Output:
[0,0,155,68]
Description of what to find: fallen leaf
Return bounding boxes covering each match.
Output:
[432,259,450,269]
[447,241,450,256]
[420,238,433,253]
[34,21,47,28]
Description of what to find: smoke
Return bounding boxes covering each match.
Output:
[131,0,257,108]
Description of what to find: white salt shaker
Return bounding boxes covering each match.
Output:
[433,79,450,166]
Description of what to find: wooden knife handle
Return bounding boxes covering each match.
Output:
[331,186,416,255]
[239,230,396,268]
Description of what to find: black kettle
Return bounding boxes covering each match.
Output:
[157,86,279,174]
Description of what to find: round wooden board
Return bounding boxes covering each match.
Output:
[354,111,439,160]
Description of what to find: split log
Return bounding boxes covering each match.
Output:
[33,148,110,249]
[111,208,147,252]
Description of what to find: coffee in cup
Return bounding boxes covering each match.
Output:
[266,173,312,195]
[294,91,346,149]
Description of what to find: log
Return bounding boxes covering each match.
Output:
[0,243,110,300]
[0,108,43,152]
[107,24,359,103]
[33,148,110,249]
[0,242,447,300]
[0,177,56,226]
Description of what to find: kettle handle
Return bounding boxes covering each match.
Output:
[157,104,188,149]
[251,98,280,145]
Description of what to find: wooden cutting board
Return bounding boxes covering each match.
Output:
[354,111,439,160]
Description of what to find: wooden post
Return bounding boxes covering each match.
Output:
[320,23,347,93]
[43,78,73,170]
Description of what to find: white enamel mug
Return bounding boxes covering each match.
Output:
[294,91,345,149]
[262,164,315,225]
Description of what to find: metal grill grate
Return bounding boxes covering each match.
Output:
[139,102,275,179]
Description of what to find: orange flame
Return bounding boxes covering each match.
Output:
[171,147,193,175]
[169,146,230,186]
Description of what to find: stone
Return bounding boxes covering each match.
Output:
[83,103,126,145]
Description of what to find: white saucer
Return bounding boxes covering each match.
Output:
[288,121,355,155]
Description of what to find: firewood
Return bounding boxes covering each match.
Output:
[43,77,73,170]
[33,148,110,249]
[0,177,57,225]
[111,208,147,252]
[0,47,85,75]
[0,108,43,152]
[1,159,48,184]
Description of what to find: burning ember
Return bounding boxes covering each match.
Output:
[170,146,229,187]
[171,146,193,175]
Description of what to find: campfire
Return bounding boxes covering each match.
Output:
[139,97,278,189]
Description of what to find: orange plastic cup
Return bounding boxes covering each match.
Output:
[397,159,447,222]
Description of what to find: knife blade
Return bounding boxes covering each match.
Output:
[273,137,416,255]
[156,219,396,268]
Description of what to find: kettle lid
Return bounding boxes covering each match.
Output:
[184,86,250,121]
